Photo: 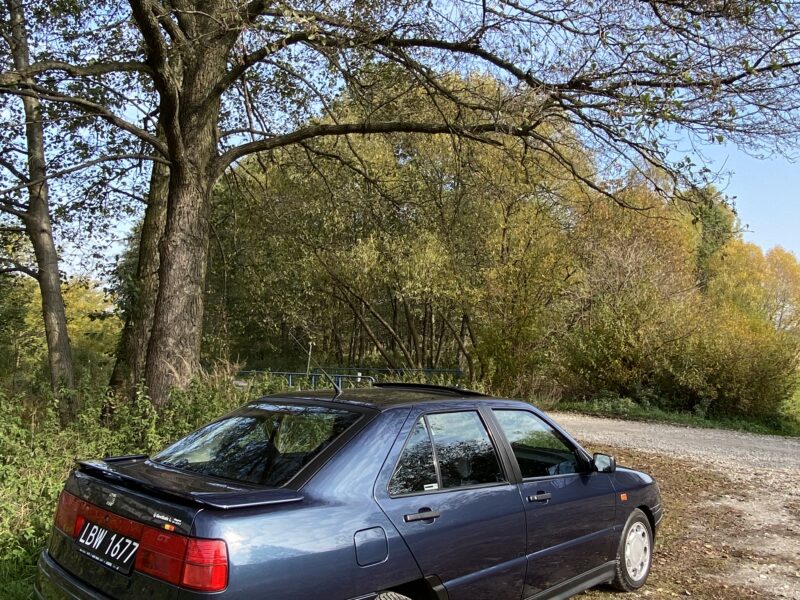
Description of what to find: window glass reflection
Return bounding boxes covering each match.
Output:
[426,412,504,489]
[388,418,438,495]
[493,410,581,478]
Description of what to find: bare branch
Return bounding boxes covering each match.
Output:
[0,60,152,85]
[214,120,533,175]
[0,154,171,197]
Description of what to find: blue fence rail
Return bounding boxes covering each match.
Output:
[311,367,462,379]
[237,371,377,389]
[237,367,462,390]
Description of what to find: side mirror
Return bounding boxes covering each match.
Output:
[592,453,616,473]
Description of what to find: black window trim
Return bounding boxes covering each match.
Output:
[387,407,512,498]
[485,407,593,483]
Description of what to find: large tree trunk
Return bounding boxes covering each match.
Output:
[109,144,169,396]
[143,50,226,406]
[144,169,211,405]
[7,0,75,420]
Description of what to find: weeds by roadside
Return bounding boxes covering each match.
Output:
[0,372,297,599]
[551,396,800,437]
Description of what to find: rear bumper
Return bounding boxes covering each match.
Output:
[35,550,110,600]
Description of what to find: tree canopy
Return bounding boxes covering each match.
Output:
[2,0,800,410]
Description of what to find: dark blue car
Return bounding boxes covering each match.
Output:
[37,383,663,600]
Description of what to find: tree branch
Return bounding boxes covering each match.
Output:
[0,156,29,182]
[215,31,314,94]
[0,60,153,85]
[129,0,183,157]
[151,3,188,48]
[0,153,171,196]
[0,84,168,156]
[0,257,38,279]
[214,120,533,175]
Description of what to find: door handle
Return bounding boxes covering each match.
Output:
[404,509,441,523]
[528,492,552,503]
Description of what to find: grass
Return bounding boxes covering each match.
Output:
[0,566,35,600]
[550,397,800,437]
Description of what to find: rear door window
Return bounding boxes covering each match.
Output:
[389,410,505,496]
[388,418,438,495]
[153,403,361,486]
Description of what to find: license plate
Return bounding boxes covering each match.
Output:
[75,520,140,574]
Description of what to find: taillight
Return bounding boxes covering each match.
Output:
[53,490,228,592]
[181,539,229,591]
[136,529,228,592]
[54,491,81,536]
[136,528,187,585]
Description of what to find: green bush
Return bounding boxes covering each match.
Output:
[0,372,301,598]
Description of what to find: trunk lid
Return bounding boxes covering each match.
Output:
[77,456,304,509]
[47,455,302,599]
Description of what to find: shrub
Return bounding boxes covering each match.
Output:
[0,372,300,598]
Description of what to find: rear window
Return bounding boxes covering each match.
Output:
[152,403,361,486]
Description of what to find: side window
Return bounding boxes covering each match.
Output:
[388,411,506,496]
[388,418,438,496]
[493,410,584,478]
[427,412,505,489]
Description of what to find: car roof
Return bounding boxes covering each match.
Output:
[263,382,509,411]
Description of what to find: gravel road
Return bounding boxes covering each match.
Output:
[548,412,800,599]
[549,412,800,473]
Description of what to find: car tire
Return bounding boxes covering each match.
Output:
[611,508,653,592]
[376,593,412,600]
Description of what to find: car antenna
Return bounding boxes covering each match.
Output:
[288,331,343,398]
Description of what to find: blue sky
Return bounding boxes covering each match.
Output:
[698,144,800,258]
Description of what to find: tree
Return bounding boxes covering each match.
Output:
[764,247,800,332]
[702,240,800,417]
[108,133,169,396]
[1,0,157,417]
[4,0,800,405]
[692,189,736,290]
[1,0,75,419]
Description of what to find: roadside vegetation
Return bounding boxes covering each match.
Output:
[0,373,291,598]
[554,395,800,437]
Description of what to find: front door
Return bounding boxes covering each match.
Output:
[375,408,527,600]
[490,409,617,598]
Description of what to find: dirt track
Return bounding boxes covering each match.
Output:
[547,413,800,599]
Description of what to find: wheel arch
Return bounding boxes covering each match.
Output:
[383,575,448,600]
[635,504,656,540]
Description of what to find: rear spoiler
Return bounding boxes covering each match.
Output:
[77,459,304,510]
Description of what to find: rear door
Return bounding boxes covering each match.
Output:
[375,407,527,600]
[490,409,617,597]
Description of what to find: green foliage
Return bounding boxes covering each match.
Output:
[203,132,800,424]
[693,191,736,289]
[0,371,312,596]
[552,200,800,421]
[0,276,121,394]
